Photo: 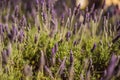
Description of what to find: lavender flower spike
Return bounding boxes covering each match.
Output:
[56,57,66,76]
[70,50,74,65]
[2,50,8,66]
[23,64,33,77]
[39,50,45,72]
[101,54,118,80]
[69,50,74,80]
[51,43,58,65]
[91,43,96,52]
[65,31,71,41]
[6,42,12,57]
[52,43,58,55]
[44,66,54,79]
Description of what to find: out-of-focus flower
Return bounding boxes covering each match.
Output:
[85,58,93,80]
[70,50,74,66]
[90,3,95,13]
[49,18,58,37]
[36,0,39,5]
[60,14,65,26]
[51,43,58,65]
[2,42,12,67]
[73,23,77,35]
[41,11,47,24]
[56,57,66,75]
[91,43,96,52]
[44,65,54,79]
[80,73,84,80]
[4,24,9,34]
[12,25,18,37]
[18,29,24,43]
[69,50,74,80]
[35,0,39,11]
[2,50,8,66]
[8,25,18,42]
[39,50,45,72]
[92,10,98,22]
[65,31,71,41]
[52,43,58,55]
[40,0,45,5]
[68,8,72,17]
[14,5,19,17]
[6,42,12,57]
[74,4,81,16]
[101,54,119,80]
[0,24,3,36]
[85,70,91,80]
[19,15,27,28]
[23,64,33,77]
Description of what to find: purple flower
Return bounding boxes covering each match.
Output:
[41,11,47,23]
[8,25,18,42]
[23,64,33,77]
[18,29,24,43]
[60,14,65,26]
[69,50,74,80]
[2,50,8,66]
[74,4,80,16]
[65,31,71,41]
[73,40,78,46]
[52,43,58,55]
[52,47,55,55]
[35,0,39,11]
[36,0,39,5]
[56,57,66,75]
[39,50,45,72]
[0,24,3,36]
[86,13,90,22]
[70,50,74,65]
[103,16,107,26]
[19,15,27,28]
[40,0,44,5]
[44,66,54,79]
[51,8,56,19]
[14,5,19,17]
[51,43,58,65]
[101,54,118,80]
[5,24,9,34]
[49,18,58,37]
[47,0,54,11]
[73,23,77,35]
[93,11,97,22]
[68,8,72,17]
[86,70,91,80]
[6,42,12,57]
[12,25,18,36]
[91,43,96,52]
[90,3,95,13]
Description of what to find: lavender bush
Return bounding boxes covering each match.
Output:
[0,0,120,80]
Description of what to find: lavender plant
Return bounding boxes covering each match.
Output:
[0,0,120,80]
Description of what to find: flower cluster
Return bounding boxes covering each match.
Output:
[0,0,119,80]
